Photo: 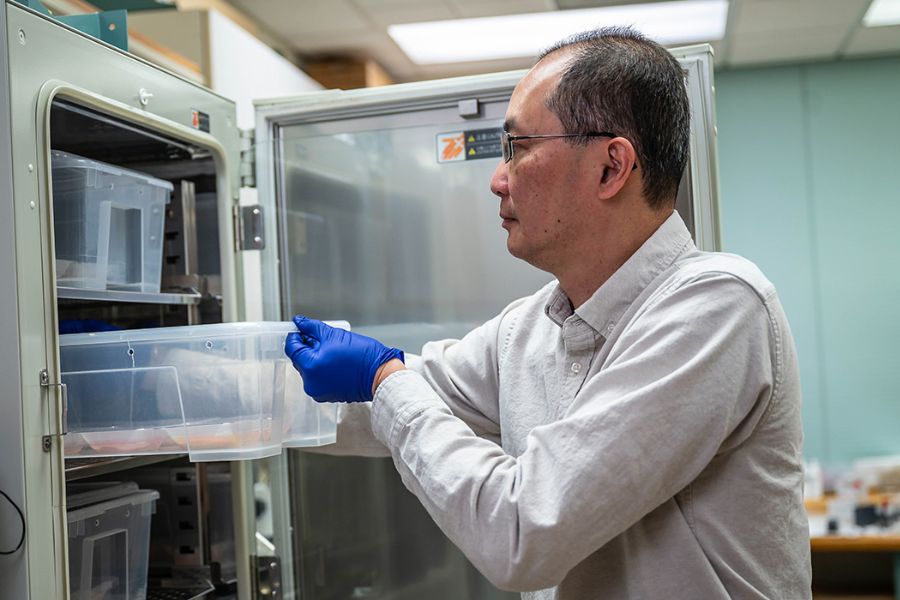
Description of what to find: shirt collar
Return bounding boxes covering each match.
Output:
[544,211,694,332]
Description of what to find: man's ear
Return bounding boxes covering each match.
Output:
[598,137,638,200]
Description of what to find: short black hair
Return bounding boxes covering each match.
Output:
[539,26,690,209]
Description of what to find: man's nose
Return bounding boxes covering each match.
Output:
[490,160,508,198]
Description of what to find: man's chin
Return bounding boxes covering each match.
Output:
[506,239,531,263]
[506,240,553,273]
[505,237,521,258]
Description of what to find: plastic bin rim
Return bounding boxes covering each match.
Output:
[66,489,160,523]
[66,481,140,509]
[51,149,175,192]
[59,320,349,346]
[60,321,296,346]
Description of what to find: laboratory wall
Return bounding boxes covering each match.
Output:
[714,55,900,464]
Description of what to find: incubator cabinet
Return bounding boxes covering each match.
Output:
[0,2,721,598]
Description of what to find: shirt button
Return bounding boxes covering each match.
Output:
[571,362,581,374]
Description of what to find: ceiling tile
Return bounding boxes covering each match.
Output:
[351,0,446,6]
[393,55,533,82]
[843,25,900,57]
[555,0,674,8]
[225,0,900,82]
[732,0,870,35]
[290,30,388,54]
[342,34,420,75]
[357,2,458,26]
[729,26,846,65]
[451,0,550,19]
[230,0,370,38]
[451,0,550,5]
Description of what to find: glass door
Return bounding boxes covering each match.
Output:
[254,72,541,600]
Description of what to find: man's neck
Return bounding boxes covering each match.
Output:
[558,209,672,309]
[556,250,631,309]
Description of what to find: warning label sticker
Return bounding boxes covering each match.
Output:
[191,109,210,132]
[436,128,503,163]
[437,131,466,162]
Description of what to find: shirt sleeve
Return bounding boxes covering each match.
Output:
[409,302,523,445]
[310,297,527,456]
[370,272,779,591]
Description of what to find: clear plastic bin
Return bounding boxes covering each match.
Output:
[281,321,345,448]
[67,482,159,600]
[282,385,338,448]
[51,150,172,293]
[60,321,342,461]
[122,466,235,577]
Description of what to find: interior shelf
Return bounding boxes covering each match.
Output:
[57,286,202,305]
[65,454,184,482]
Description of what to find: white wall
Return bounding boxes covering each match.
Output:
[204,10,322,321]
[207,9,320,130]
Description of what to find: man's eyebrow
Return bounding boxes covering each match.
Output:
[503,119,515,132]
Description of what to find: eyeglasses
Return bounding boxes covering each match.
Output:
[501,131,617,163]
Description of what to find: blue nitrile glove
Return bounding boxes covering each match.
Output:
[284,316,404,403]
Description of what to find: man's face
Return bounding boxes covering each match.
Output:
[490,52,603,274]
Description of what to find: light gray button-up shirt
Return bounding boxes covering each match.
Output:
[340,212,811,599]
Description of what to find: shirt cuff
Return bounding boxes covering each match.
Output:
[371,369,444,448]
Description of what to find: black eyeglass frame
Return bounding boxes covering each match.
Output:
[501,131,618,163]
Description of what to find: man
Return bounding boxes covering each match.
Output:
[286,26,811,599]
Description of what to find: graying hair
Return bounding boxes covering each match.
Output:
[539,26,690,209]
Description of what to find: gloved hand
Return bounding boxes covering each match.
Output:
[284,316,404,403]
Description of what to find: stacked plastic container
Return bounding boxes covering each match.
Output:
[60,321,343,461]
[67,482,159,600]
[51,149,341,460]
[51,150,172,293]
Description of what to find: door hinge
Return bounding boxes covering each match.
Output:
[240,128,256,188]
[234,204,265,251]
[40,368,68,452]
[251,555,282,598]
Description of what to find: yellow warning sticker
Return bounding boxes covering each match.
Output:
[436,127,503,163]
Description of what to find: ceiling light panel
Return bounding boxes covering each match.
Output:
[864,0,900,27]
[388,0,729,64]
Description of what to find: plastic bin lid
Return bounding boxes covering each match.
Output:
[67,481,141,509]
[67,487,160,523]
[58,320,350,347]
[50,149,174,192]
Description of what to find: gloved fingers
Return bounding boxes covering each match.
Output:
[284,332,317,364]
[310,394,343,404]
[292,315,328,341]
